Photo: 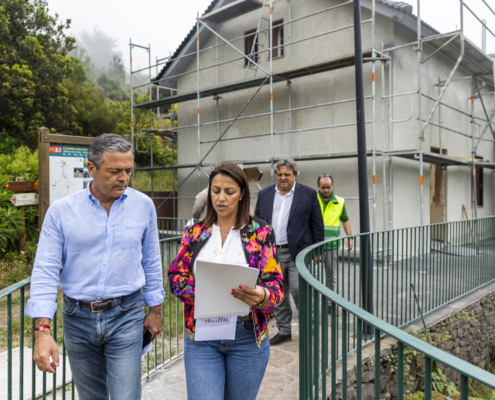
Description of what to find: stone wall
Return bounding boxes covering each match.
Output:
[330,289,495,400]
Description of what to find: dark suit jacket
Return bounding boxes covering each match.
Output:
[255,182,325,260]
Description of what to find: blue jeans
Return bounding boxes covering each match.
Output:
[62,291,144,400]
[184,319,270,400]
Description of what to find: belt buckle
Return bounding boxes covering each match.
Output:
[91,300,104,313]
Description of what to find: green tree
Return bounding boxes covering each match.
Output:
[62,77,118,137]
[96,71,129,102]
[0,0,76,148]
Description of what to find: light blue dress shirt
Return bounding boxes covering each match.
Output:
[25,182,165,319]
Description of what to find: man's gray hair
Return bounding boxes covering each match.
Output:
[274,158,298,176]
[88,134,132,169]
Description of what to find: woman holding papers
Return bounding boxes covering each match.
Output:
[169,162,284,400]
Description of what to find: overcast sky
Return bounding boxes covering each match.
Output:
[46,0,494,73]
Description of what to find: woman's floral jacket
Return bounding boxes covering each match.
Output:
[168,216,284,346]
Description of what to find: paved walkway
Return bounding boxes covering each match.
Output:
[141,318,300,400]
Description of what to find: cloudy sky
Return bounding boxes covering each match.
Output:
[46,0,494,73]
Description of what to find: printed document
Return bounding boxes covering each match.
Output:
[195,259,259,319]
[195,316,237,341]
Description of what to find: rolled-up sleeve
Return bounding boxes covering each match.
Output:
[25,204,64,319]
[141,202,166,307]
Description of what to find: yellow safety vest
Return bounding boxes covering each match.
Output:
[318,192,345,248]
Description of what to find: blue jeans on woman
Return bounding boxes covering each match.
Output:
[62,290,144,400]
[184,318,270,400]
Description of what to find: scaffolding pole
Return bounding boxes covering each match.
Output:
[129,0,494,226]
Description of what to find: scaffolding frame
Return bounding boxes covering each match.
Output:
[129,0,495,231]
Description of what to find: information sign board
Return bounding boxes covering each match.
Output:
[49,143,90,204]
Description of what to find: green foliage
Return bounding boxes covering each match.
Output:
[0,194,23,250]
[0,0,76,148]
[61,77,118,137]
[96,71,128,102]
[0,145,39,250]
[133,170,174,192]
[429,364,457,397]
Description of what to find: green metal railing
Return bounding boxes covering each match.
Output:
[296,216,495,399]
[1,235,183,400]
[157,217,195,239]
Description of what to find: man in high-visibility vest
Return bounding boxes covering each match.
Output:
[317,174,353,295]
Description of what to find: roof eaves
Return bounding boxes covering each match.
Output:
[153,0,220,83]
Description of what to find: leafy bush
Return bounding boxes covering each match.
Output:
[0,191,23,249]
[0,145,39,251]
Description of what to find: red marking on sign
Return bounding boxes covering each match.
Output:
[49,146,62,153]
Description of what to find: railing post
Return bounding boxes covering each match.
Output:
[8,294,12,400]
[398,342,404,400]
[424,356,432,400]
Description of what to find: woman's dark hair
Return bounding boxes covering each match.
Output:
[204,162,250,229]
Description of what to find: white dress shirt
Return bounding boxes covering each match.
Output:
[271,182,296,245]
[193,224,247,277]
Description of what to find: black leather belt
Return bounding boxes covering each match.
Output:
[276,244,289,249]
[68,291,139,313]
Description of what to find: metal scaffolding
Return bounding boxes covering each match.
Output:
[129,0,495,230]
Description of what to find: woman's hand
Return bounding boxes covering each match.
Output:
[232,285,265,307]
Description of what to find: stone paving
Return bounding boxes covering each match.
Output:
[141,318,300,400]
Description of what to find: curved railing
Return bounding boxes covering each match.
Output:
[1,236,183,400]
[296,216,495,399]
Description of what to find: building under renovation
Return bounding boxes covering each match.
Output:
[131,0,495,233]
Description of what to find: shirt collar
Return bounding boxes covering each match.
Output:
[318,190,338,204]
[86,181,129,205]
[275,181,296,195]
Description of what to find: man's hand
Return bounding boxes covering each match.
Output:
[143,305,163,339]
[33,319,59,374]
[347,238,354,251]
[233,285,265,307]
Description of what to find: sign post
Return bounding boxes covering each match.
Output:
[38,128,131,228]
[38,127,95,228]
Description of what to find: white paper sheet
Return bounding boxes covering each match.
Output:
[195,259,259,319]
[195,316,237,341]
[141,342,152,357]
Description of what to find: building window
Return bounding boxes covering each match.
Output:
[271,19,284,59]
[476,156,484,207]
[244,28,258,66]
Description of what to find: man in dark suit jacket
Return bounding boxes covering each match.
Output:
[255,159,324,345]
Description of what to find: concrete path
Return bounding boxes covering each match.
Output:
[0,346,72,400]
[141,319,300,400]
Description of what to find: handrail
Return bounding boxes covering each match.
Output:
[295,247,495,390]
[2,235,184,400]
[295,215,495,399]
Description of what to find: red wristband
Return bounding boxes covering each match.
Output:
[34,325,51,331]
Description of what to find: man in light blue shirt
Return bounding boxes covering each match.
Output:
[26,134,165,400]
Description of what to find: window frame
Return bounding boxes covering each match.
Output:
[244,28,259,66]
[271,19,285,60]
